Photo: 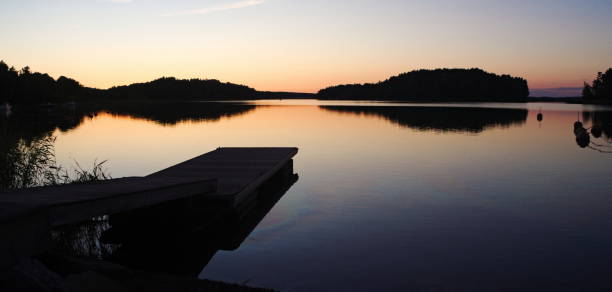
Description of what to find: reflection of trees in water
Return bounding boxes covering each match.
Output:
[51,216,118,259]
[0,133,58,191]
[1,100,256,188]
[577,111,612,152]
[0,128,111,191]
[92,101,256,125]
[582,111,612,140]
[0,104,93,143]
[321,106,528,133]
[0,101,256,190]
[0,111,79,190]
[2,102,256,141]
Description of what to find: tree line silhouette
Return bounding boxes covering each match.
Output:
[0,60,271,104]
[0,61,100,104]
[317,68,529,100]
[105,77,258,100]
[583,68,612,103]
[3,61,534,103]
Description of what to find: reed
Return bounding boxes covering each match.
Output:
[1,134,111,191]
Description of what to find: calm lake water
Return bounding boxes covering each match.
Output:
[13,100,612,291]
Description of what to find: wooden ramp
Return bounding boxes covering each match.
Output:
[0,147,298,269]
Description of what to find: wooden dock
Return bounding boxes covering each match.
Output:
[148,147,298,207]
[0,147,298,269]
[0,177,217,227]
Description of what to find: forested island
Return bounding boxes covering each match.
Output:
[105,77,258,100]
[0,60,312,104]
[317,68,529,101]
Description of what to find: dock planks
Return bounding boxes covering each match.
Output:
[148,147,298,206]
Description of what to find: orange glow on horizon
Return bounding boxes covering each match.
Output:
[2,1,610,93]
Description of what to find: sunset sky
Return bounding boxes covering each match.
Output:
[1,0,611,93]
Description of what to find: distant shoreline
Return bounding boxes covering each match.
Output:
[7,97,611,108]
[3,60,609,105]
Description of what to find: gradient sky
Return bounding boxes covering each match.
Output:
[1,0,611,93]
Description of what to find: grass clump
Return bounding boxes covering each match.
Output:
[1,134,110,191]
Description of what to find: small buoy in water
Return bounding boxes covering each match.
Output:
[574,121,584,132]
[591,125,603,138]
[537,113,543,122]
[576,131,590,148]
[573,121,590,148]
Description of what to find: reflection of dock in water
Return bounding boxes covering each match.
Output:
[105,161,298,275]
[0,147,299,274]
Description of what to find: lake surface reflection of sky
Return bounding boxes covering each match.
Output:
[47,101,612,291]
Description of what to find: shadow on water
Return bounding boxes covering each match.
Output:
[49,162,299,277]
[320,105,528,133]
